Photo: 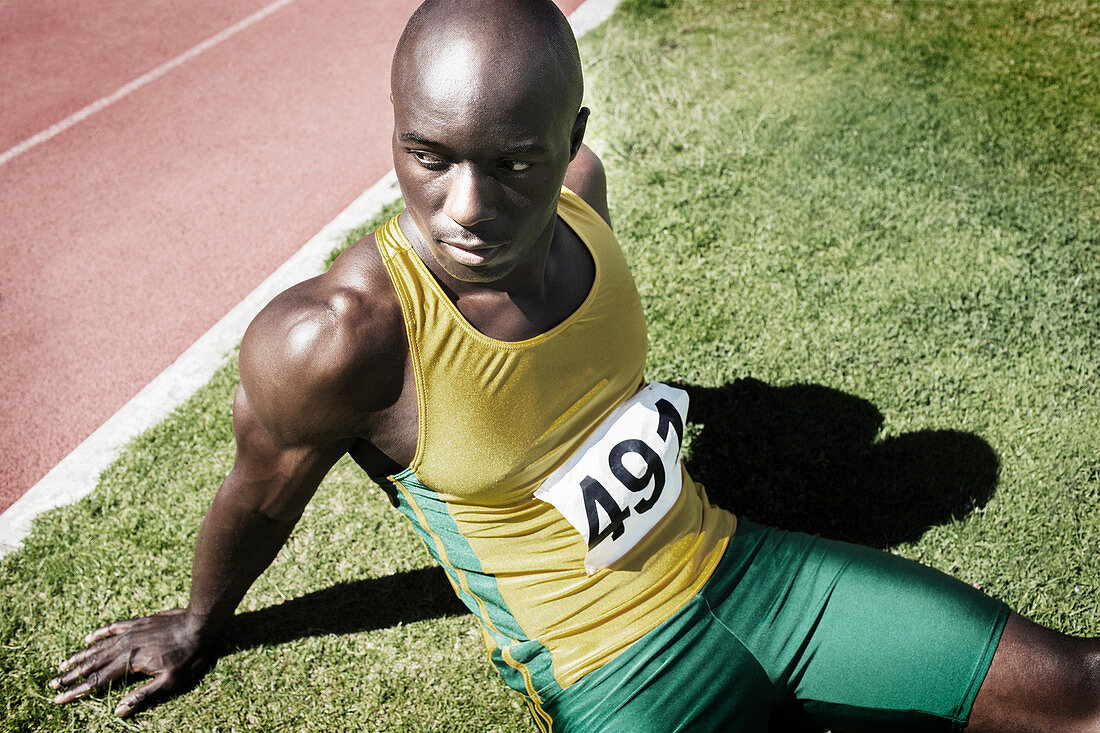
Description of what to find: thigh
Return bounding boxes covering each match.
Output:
[710,522,1009,733]
[967,612,1100,732]
[544,521,1010,733]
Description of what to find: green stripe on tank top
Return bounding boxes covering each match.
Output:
[376,468,561,697]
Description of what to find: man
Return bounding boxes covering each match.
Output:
[50,1,1100,730]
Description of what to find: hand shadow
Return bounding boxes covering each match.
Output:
[678,377,998,548]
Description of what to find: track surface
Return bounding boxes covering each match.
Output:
[0,0,583,510]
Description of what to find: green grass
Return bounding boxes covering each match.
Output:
[3,1,1098,730]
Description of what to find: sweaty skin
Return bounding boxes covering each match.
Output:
[50,0,1100,729]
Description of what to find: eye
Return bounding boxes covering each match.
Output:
[410,150,447,170]
[500,159,532,173]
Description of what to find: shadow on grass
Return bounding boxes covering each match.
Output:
[679,377,999,549]
[681,377,999,732]
[228,565,466,652]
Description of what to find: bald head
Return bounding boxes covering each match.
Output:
[391,0,584,122]
[388,0,592,286]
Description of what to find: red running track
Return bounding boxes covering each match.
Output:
[0,0,584,510]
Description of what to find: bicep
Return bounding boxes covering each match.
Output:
[564,144,611,226]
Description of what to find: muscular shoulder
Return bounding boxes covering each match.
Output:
[238,233,406,447]
[564,144,611,226]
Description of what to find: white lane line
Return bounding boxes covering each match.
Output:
[567,0,620,35]
[0,0,622,556]
[0,172,403,556]
[0,0,299,167]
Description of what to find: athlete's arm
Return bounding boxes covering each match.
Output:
[49,261,400,717]
[50,388,349,716]
[564,143,611,226]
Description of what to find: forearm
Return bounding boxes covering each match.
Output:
[183,476,307,640]
[180,376,349,638]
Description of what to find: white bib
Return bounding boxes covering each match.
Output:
[534,383,689,574]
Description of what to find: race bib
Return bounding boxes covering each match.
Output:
[534,383,689,574]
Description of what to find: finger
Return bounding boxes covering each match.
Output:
[57,624,130,673]
[51,652,120,694]
[52,655,128,703]
[52,650,140,704]
[52,680,93,705]
[85,617,141,644]
[50,666,84,690]
[115,674,172,718]
[58,643,101,673]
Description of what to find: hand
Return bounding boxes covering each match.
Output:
[49,608,217,718]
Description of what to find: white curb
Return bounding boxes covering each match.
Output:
[0,173,401,556]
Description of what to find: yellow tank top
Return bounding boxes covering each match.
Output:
[373,188,733,715]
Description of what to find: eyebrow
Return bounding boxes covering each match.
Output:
[501,141,550,156]
[399,132,438,147]
[398,131,548,157]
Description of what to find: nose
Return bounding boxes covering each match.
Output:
[442,164,497,227]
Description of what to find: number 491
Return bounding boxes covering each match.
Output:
[581,398,683,549]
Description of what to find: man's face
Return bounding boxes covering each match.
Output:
[391,40,581,285]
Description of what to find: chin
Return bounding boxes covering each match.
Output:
[441,262,512,285]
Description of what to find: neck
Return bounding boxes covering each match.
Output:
[397,211,594,343]
[402,210,559,301]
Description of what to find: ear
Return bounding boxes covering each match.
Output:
[568,107,590,161]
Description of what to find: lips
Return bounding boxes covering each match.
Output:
[439,239,503,266]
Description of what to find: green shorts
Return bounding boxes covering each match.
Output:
[542,519,1009,732]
